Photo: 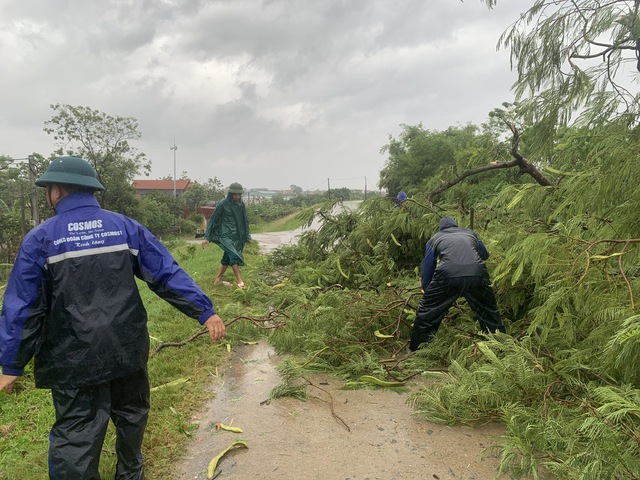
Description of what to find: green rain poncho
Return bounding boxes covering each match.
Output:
[204,192,251,265]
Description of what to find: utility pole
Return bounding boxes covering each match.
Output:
[170,139,178,198]
[27,155,39,225]
[364,176,367,201]
[327,178,331,200]
[20,183,26,236]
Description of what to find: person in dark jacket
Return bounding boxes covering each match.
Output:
[202,182,251,288]
[410,216,505,351]
[0,156,226,480]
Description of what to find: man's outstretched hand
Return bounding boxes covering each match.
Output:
[0,374,18,394]
[204,314,226,342]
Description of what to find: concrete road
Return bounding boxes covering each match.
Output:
[251,200,361,254]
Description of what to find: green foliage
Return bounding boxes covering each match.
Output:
[269,358,309,400]
[604,314,640,386]
[268,286,415,373]
[497,0,640,135]
[379,119,534,208]
[379,123,481,196]
[286,198,441,288]
[286,192,328,208]
[330,187,351,201]
[256,114,640,477]
[0,156,35,266]
[181,178,225,212]
[135,195,175,235]
[412,336,548,425]
[421,127,640,477]
[0,369,55,479]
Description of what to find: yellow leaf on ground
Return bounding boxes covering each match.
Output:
[374,330,394,339]
[358,375,406,387]
[207,441,249,479]
[216,423,243,433]
[150,377,190,392]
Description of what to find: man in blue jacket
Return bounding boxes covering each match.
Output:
[0,156,226,479]
[410,216,505,351]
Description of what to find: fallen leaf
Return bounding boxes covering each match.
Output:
[207,441,249,479]
[217,423,243,433]
[150,377,190,392]
[374,330,394,339]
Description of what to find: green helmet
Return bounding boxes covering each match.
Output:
[35,156,105,191]
[228,182,244,194]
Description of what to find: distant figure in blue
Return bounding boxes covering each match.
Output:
[410,216,505,351]
[394,191,408,208]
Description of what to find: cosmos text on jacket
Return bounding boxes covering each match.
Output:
[68,220,103,231]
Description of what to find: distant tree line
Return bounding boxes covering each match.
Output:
[0,104,378,272]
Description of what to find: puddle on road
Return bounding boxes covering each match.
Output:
[174,341,507,480]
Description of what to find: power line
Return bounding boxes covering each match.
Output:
[170,139,178,198]
[305,176,369,191]
[306,180,327,191]
[327,176,366,182]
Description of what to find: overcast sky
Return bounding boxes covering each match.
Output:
[0,0,527,192]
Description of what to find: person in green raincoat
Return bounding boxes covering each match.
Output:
[203,182,251,288]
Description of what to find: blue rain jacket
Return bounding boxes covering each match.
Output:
[0,192,215,388]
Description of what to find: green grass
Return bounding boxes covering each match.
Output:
[251,210,305,233]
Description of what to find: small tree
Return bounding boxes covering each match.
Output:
[379,124,479,195]
[136,195,175,235]
[181,177,225,212]
[0,156,26,265]
[43,104,149,213]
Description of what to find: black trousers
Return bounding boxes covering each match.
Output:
[410,276,504,351]
[48,369,150,480]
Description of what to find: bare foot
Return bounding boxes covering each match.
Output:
[214,280,232,287]
[237,281,245,289]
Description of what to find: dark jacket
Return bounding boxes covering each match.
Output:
[420,217,489,292]
[0,192,216,388]
[204,192,251,263]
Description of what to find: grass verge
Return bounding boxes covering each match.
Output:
[251,210,305,233]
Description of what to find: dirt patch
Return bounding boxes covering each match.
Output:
[174,342,507,480]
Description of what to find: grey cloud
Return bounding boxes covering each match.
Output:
[0,0,531,189]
